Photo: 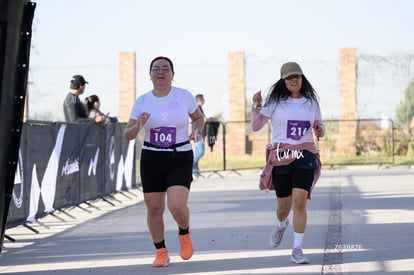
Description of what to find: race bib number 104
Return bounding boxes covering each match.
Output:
[150,127,177,147]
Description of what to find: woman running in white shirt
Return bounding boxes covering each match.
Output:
[251,61,325,264]
[124,56,205,267]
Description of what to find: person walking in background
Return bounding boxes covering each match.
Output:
[250,62,325,264]
[192,94,218,177]
[124,56,205,267]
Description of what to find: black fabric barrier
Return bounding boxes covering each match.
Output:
[0,0,36,253]
[6,121,136,227]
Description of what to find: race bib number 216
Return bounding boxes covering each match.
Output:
[286,120,310,140]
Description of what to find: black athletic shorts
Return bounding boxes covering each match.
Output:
[140,149,193,193]
[271,150,317,198]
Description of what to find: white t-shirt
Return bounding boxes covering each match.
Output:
[261,97,322,145]
[129,86,198,151]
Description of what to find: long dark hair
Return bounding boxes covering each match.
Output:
[264,75,319,106]
[85,94,99,112]
[149,56,175,73]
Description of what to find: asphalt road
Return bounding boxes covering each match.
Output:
[1,167,414,274]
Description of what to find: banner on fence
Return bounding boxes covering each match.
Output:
[7,122,136,227]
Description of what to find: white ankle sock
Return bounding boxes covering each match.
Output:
[293,232,304,249]
[276,218,287,229]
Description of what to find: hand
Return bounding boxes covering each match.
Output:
[190,129,202,142]
[313,122,321,140]
[314,128,323,138]
[95,115,106,123]
[252,91,262,107]
[137,112,150,127]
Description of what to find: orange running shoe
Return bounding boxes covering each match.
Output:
[178,233,193,260]
[152,247,170,267]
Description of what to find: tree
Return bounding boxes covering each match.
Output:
[395,78,414,129]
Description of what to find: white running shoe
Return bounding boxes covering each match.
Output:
[269,219,289,247]
[290,247,309,264]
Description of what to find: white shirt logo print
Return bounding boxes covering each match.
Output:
[161,112,168,121]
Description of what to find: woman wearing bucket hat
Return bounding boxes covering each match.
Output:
[251,62,325,264]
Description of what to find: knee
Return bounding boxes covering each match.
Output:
[293,198,307,212]
[147,204,164,217]
[168,201,186,214]
[277,203,291,217]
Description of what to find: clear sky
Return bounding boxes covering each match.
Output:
[28,0,414,121]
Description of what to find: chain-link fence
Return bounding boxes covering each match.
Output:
[133,118,414,183]
[190,118,408,173]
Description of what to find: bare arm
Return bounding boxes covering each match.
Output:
[124,112,150,140]
[314,120,326,138]
[189,108,205,142]
[251,107,269,131]
[124,119,140,140]
[313,101,326,139]
[250,90,269,131]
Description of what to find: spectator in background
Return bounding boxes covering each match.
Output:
[63,75,107,123]
[192,94,218,177]
[85,94,108,123]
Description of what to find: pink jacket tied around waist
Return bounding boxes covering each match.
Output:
[259,142,321,199]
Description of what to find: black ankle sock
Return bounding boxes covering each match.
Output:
[179,227,189,235]
[154,240,166,249]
